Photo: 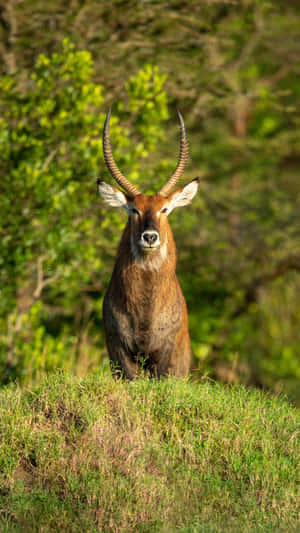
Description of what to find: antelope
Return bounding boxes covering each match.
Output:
[98,110,199,379]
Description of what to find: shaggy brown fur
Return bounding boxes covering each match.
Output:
[101,189,198,379]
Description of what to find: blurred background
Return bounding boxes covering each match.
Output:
[0,0,299,403]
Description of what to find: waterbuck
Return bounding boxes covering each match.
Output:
[98,110,198,378]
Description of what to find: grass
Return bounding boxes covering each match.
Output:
[0,371,299,532]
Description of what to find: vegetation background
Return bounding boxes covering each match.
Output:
[0,0,300,403]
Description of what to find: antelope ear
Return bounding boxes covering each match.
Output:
[166,178,199,213]
[98,180,128,209]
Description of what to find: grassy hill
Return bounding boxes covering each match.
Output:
[0,372,299,532]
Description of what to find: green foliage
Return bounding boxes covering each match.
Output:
[126,64,168,151]
[0,41,169,385]
[0,2,299,402]
[0,373,299,532]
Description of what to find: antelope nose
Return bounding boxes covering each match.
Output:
[142,231,159,246]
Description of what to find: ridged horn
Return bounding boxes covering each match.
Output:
[103,109,140,198]
[158,110,189,197]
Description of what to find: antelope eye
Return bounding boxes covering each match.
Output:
[131,207,140,216]
[161,207,168,214]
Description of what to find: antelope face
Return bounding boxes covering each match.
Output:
[98,109,199,258]
[130,194,168,254]
[98,180,199,256]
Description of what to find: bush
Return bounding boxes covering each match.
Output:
[0,40,168,385]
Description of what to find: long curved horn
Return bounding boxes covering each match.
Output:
[103,109,140,198]
[158,110,189,197]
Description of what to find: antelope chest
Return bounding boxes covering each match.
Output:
[135,301,182,350]
[105,294,182,354]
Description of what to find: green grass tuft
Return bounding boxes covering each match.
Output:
[0,372,299,532]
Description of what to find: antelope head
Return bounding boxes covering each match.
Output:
[98,110,199,259]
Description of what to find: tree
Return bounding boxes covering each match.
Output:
[0,1,299,402]
[0,40,169,383]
